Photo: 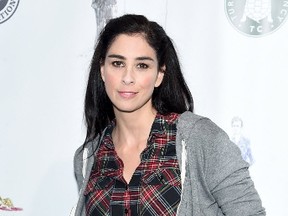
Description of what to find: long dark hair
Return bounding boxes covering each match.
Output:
[83,14,193,147]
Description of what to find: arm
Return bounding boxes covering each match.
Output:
[197,119,265,215]
[74,145,85,192]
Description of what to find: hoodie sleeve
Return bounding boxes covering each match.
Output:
[74,145,85,192]
[195,118,265,216]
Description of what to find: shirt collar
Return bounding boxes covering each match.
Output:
[101,113,179,149]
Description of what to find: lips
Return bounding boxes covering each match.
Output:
[118,91,138,99]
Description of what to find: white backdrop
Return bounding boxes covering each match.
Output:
[1,0,287,215]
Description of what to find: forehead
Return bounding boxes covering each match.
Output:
[106,34,156,58]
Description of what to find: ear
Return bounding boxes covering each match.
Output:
[155,65,165,87]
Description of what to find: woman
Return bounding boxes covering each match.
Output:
[72,14,265,216]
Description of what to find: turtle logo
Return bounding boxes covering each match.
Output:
[241,0,273,23]
[225,0,288,36]
[0,0,20,24]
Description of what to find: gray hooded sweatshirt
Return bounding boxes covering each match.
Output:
[71,112,265,216]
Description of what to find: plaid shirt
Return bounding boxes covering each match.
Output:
[84,113,181,216]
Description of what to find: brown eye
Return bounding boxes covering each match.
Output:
[137,63,149,69]
[112,61,124,67]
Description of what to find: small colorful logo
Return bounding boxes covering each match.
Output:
[230,116,254,165]
[0,196,23,211]
[225,0,288,36]
[0,0,20,24]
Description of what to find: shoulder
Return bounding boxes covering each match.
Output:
[177,112,248,183]
[177,111,239,159]
[74,137,99,163]
[73,137,99,174]
[73,138,100,190]
[178,111,226,141]
[74,144,85,163]
[73,144,86,181]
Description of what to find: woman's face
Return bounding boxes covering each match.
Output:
[101,33,164,115]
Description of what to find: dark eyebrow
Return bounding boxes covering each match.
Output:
[107,54,154,62]
[136,56,154,61]
[107,54,125,60]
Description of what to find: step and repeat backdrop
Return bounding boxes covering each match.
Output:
[1,0,287,215]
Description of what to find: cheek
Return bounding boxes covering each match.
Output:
[102,73,118,96]
[140,75,158,89]
[103,71,119,85]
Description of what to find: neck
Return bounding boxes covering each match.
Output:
[112,108,157,147]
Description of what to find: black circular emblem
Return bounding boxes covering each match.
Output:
[225,0,288,37]
[0,0,20,24]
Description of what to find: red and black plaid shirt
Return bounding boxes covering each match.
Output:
[85,113,181,215]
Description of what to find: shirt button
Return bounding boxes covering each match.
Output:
[159,174,164,182]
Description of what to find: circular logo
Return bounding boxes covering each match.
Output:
[0,0,20,24]
[225,0,288,36]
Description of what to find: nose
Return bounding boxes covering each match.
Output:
[122,67,135,85]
